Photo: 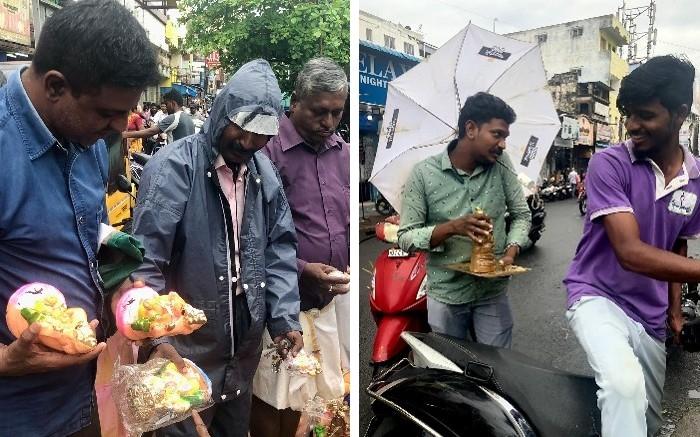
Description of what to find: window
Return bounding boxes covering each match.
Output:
[571,67,582,77]
[366,28,372,41]
[536,33,547,44]
[384,35,395,49]
[571,27,583,38]
[404,42,414,55]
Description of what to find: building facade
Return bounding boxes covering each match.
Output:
[507,14,630,177]
[359,10,433,201]
[1,0,173,105]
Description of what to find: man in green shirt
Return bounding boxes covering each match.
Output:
[397,92,531,347]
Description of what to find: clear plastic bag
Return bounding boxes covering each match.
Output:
[303,396,350,437]
[285,349,322,376]
[263,339,323,377]
[112,357,213,436]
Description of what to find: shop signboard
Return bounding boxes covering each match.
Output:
[205,51,220,69]
[359,41,420,106]
[577,115,593,146]
[560,116,579,140]
[595,123,613,147]
[0,0,31,47]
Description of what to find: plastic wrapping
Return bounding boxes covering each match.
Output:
[112,358,213,436]
[116,287,207,341]
[6,282,97,354]
[286,350,323,376]
[303,396,350,437]
[263,339,323,376]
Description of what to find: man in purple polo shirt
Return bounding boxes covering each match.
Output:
[564,55,700,437]
[251,57,350,437]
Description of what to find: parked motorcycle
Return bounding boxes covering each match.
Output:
[539,182,570,202]
[366,281,700,436]
[129,151,151,188]
[366,331,601,437]
[525,193,546,247]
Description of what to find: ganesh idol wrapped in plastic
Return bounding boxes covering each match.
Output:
[115,286,207,340]
[112,358,214,436]
[5,282,97,354]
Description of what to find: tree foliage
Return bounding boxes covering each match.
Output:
[179,0,350,94]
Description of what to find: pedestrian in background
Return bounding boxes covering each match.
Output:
[568,167,580,197]
[397,92,531,348]
[123,89,195,144]
[251,57,351,437]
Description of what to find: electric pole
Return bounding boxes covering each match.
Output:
[618,0,657,65]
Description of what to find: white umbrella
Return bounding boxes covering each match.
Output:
[369,23,561,211]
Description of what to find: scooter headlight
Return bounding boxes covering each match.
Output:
[416,276,428,300]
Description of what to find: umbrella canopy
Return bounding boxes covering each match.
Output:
[370,24,561,211]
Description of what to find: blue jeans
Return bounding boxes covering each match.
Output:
[427,292,513,348]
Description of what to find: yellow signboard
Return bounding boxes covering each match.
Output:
[0,0,31,47]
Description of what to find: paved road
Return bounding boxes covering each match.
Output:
[358,198,700,436]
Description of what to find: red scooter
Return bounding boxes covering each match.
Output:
[369,216,429,374]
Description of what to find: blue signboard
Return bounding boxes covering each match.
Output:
[359,40,420,106]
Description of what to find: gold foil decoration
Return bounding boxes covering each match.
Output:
[469,208,497,274]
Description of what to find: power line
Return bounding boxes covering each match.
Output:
[656,40,700,53]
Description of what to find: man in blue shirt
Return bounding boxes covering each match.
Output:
[0,1,170,435]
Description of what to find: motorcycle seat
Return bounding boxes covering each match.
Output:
[417,332,601,437]
[132,152,151,166]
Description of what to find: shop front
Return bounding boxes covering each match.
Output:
[359,40,419,201]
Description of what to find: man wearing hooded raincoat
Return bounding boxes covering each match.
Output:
[130,59,303,437]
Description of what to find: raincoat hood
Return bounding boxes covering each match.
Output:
[202,59,282,161]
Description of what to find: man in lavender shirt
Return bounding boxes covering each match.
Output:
[251,57,350,437]
[564,55,700,437]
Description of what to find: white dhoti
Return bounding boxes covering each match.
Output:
[252,299,344,411]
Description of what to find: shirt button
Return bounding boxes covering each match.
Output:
[255,178,261,184]
[207,171,212,178]
[243,284,249,290]
[236,389,241,396]
[260,282,266,288]
[221,394,227,400]
[321,180,326,185]
[219,275,225,281]
[232,277,238,283]
[78,216,85,224]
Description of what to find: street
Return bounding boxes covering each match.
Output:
[358,198,700,436]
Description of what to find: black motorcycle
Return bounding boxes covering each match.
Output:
[526,193,546,246]
[505,194,546,248]
[366,285,700,437]
[366,331,600,437]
